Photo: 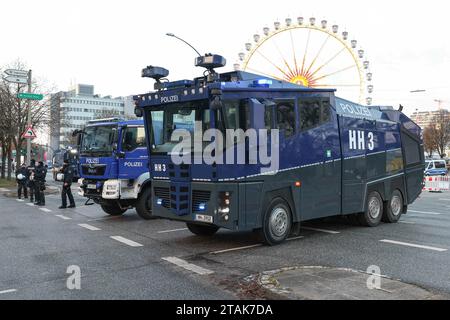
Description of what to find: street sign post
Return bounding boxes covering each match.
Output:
[2,75,28,84]
[22,126,37,139]
[17,93,44,101]
[4,69,29,77]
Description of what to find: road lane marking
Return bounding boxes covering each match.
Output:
[55,215,72,220]
[287,236,305,241]
[0,289,17,295]
[39,208,52,213]
[157,228,189,234]
[26,203,34,207]
[0,188,9,192]
[210,236,305,255]
[16,199,24,202]
[380,239,447,252]
[439,198,450,201]
[210,244,263,255]
[399,221,416,224]
[78,224,101,231]
[408,210,443,215]
[302,227,340,234]
[162,257,214,275]
[110,236,143,247]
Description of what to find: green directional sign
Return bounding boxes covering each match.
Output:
[17,93,44,101]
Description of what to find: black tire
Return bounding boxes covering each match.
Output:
[186,222,219,236]
[382,189,404,223]
[135,187,155,220]
[358,191,383,227]
[101,203,127,216]
[260,197,292,246]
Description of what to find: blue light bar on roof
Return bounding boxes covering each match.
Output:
[252,79,273,87]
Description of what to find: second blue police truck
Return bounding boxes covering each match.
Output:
[76,118,154,219]
[135,55,425,245]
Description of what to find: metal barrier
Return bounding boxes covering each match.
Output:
[423,176,450,192]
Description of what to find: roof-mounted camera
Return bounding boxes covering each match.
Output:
[142,66,169,90]
[195,54,226,83]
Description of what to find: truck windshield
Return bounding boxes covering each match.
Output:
[147,99,249,155]
[148,100,209,155]
[80,125,117,156]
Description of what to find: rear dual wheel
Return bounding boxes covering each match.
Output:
[358,191,383,227]
[382,190,404,223]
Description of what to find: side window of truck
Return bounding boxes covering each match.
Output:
[402,132,421,166]
[298,98,331,131]
[275,100,296,137]
[123,127,146,152]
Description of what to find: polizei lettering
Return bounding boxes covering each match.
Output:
[124,161,144,168]
[161,95,179,104]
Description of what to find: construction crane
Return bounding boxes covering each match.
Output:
[434,99,449,111]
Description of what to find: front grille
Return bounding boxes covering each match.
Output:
[169,182,190,216]
[154,187,170,209]
[192,190,211,212]
[81,164,106,176]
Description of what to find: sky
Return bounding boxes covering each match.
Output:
[1,0,449,116]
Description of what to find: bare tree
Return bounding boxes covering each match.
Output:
[0,60,53,180]
[432,110,450,157]
[423,126,437,157]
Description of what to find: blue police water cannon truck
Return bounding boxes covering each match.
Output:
[135,54,425,245]
[75,118,155,219]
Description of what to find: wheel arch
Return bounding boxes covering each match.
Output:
[259,187,297,226]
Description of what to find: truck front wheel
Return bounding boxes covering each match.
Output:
[101,203,127,216]
[186,223,219,236]
[260,198,292,246]
[135,187,155,220]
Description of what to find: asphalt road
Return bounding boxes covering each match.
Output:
[1,175,450,299]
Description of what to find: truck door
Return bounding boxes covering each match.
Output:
[298,97,342,219]
[401,128,425,203]
[118,126,148,180]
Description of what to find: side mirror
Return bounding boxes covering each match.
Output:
[135,107,143,118]
[116,151,126,159]
[112,142,118,151]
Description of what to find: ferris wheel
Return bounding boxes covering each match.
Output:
[234,17,373,105]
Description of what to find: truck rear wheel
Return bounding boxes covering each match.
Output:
[260,198,292,246]
[382,189,404,223]
[135,188,155,220]
[358,191,383,227]
[101,203,127,216]
[186,223,219,236]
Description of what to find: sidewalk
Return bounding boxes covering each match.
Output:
[255,266,447,300]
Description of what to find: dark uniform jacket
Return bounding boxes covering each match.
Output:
[34,166,46,182]
[62,165,74,185]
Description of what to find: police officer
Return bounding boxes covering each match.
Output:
[34,161,46,206]
[16,163,29,199]
[59,159,76,209]
[27,159,36,203]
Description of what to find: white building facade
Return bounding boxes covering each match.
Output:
[50,84,127,151]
